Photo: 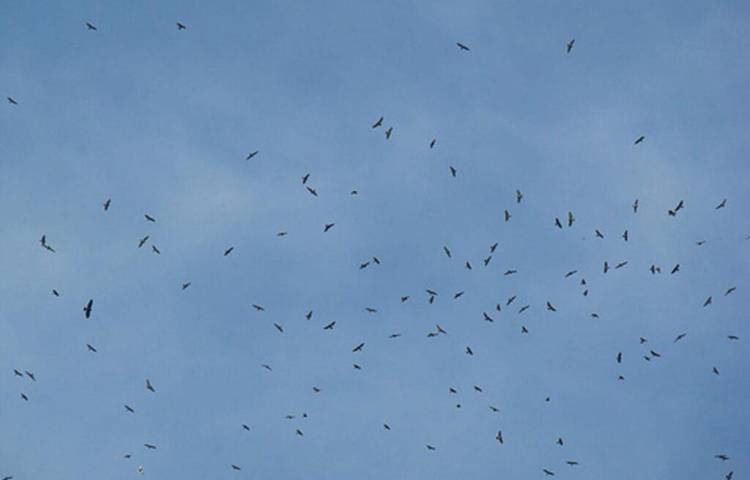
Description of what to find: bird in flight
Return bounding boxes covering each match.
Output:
[372,116,383,128]
[125,405,135,413]
[176,22,187,30]
[456,42,470,51]
[426,444,436,450]
[83,299,93,319]
[674,333,687,343]
[323,321,336,330]
[85,22,97,30]
[102,198,111,211]
[143,444,157,450]
[224,246,234,256]
[138,235,150,248]
[543,468,555,476]
[385,127,393,139]
[86,343,97,353]
[7,96,18,105]
[634,135,645,145]
[715,198,727,209]
[246,150,259,160]
[40,235,55,252]
[496,430,504,443]
[181,282,191,290]
[449,166,457,177]
[633,198,639,213]
[231,465,241,471]
[144,214,156,222]
[430,138,436,148]
[324,223,335,232]
[352,342,365,352]
[252,304,265,311]
[566,38,575,53]
[146,379,155,392]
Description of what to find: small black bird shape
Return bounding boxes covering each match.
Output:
[176,22,187,30]
[83,299,93,319]
[456,42,470,51]
[566,39,575,52]
[246,151,259,160]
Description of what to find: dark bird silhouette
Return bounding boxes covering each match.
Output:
[430,138,436,148]
[353,363,362,369]
[507,295,516,305]
[716,199,727,209]
[595,229,604,238]
[365,307,377,313]
[252,304,265,312]
[715,454,730,461]
[231,465,241,471]
[674,333,687,343]
[465,346,474,355]
[103,198,111,211]
[86,22,97,30]
[543,469,555,476]
[83,299,93,319]
[546,302,557,312]
[144,214,156,222]
[483,312,494,322]
[305,310,313,320]
[496,430,504,443]
[617,352,622,363]
[634,135,645,145]
[138,235,150,248]
[7,96,18,105]
[261,364,272,371]
[556,437,564,445]
[567,211,575,227]
[146,379,155,392]
[324,223,335,232]
[603,262,610,273]
[456,42,470,51]
[301,173,310,184]
[489,405,499,412]
[565,270,577,278]
[224,247,234,256]
[473,385,483,392]
[20,393,28,401]
[436,324,447,334]
[245,150,259,160]
[352,342,365,352]
[566,38,575,52]
[449,166,457,177]
[650,264,661,274]
[622,230,629,241]
[86,343,97,352]
[323,321,336,330]
[52,289,60,297]
[181,282,191,290]
[516,190,523,203]
[426,444,436,450]
[504,269,517,276]
[725,287,736,296]
[383,423,391,430]
[372,116,383,128]
[555,217,563,229]
[273,323,284,333]
[671,264,680,274]
[242,424,250,431]
[151,245,160,255]
[465,261,472,270]
[385,127,393,139]
[306,186,318,196]
[144,444,157,450]
[25,371,35,381]
[176,22,187,30]
[453,291,465,299]
[615,261,628,269]
[125,405,135,413]
[504,209,511,222]
[566,461,579,466]
[13,369,23,377]
[296,429,304,436]
[490,242,498,252]
[633,198,639,212]
[713,367,720,375]
[443,246,452,258]
[518,305,530,313]
[727,335,739,340]
[704,296,712,307]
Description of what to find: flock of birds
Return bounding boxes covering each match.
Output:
[2,16,745,480]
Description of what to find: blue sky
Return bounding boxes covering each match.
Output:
[1,1,749,478]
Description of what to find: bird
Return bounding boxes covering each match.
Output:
[7,96,18,105]
[516,190,523,203]
[449,166,457,177]
[725,287,736,296]
[566,461,579,466]
[124,405,135,413]
[176,22,187,30]
[615,261,628,269]
[518,305,530,313]
[429,138,436,148]
[306,186,318,196]
[371,116,383,128]
[603,262,610,273]
[352,342,365,352]
[595,229,604,238]
[146,379,155,392]
[245,150,259,160]
[543,469,555,476]
[242,424,250,431]
[25,371,35,381]
[301,173,310,184]
[617,352,622,363]
[295,429,304,436]
[261,364,273,371]
[671,264,680,274]
[496,430,504,443]
[20,393,28,401]
[324,223,335,232]
[726,472,734,480]
[181,282,191,290]
[252,304,265,312]
[504,210,511,222]
[634,135,645,145]
[83,299,93,319]
[727,335,739,341]
[546,301,557,312]
[473,385,483,392]
[567,211,575,227]
[323,321,336,330]
[151,245,160,255]
[674,333,687,343]
[436,325,447,334]
[144,214,156,222]
[622,230,629,241]
[85,22,97,30]
[2,476,14,480]
[102,198,111,210]
[715,454,730,461]
[143,444,157,450]
[383,423,391,430]
[704,296,713,307]
[713,367,720,375]
[365,307,377,313]
[483,312,494,322]
[224,247,234,256]
[305,310,313,320]
[13,369,23,377]
[556,437,564,445]
[231,465,241,471]
[443,246,452,258]
[490,242,498,252]
[716,198,727,209]
[632,198,639,212]
[465,346,474,355]
[138,235,150,248]
[565,270,577,278]
[453,291,465,299]
[52,289,60,297]
[555,217,563,229]
[86,343,97,353]
[566,38,575,52]
[273,323,284,333]
[426,444,436,450]
[385,127,393,139]
[465,261,472,270]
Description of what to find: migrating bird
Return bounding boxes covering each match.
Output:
[324,223,335,232]
[124,405,135,413]
[456,42,470,51]
[231,465,241,471]
[323,321,336,330]
[674,333,687,343]
[181,282,191,290]
[496,430,504,443]
[430,138,436,148]
[372,116,383,128]
[144,214,156,222]
[634,135,645,145]
[143,444,157,450]
[146,379,155,392]
[352,342,365,352]
[151,245,160,255]
[85,22,97,30]
[273,323,284,333]
[504,210,511,222]
[83,299,93,319]
[7,96,18,105]
[566,38,575,52]
[102,198,111,211]
[449,166,457,177]
[633,198,639,213]
[138,235,150,248]
[715,198,727,209]
[176,22,187,30]
[246,150,259,160]
[252,304,265,312]
[86,343,97,353]
[385,127,393,139]
[224,247,234,256]
[543,469,555,476]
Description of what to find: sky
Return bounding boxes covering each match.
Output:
[1,0,749,478]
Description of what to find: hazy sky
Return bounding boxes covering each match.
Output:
[1,1,748,479]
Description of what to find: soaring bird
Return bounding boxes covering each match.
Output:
[83,299,93,319]
[490,242,498,252]
[252,304,265,311]
[555,217,563,229]
[296,429,304,436]
[103,198,111,210]
[566,38,575,52]
[443,246,452,258]
[436,324,447,334]
[86,22,97,30]
[13,369,23,377]
[146,379,155,392]
[176,22,187,30]
[385,127,393,139]
[372,116,383,128]
[567,211,575,227]
[301,173,310,184]
[725,287,736,296]
[556,437,564,445]
[86,343,97,353]
[703,296,713,307]
[138,235,150,248]
[671,264,680,274]
[305,310,313,320]
[674,333,687,343]
[7,96,18,105]
[449,166,457,177]
[426,444,436,450]
[546,302,557,312]
[713,367,720,375]
[245,150,259,160]
[716,198,727,209]
[306,186,318,196]
[465,346,474,355]
[52,289,60,297]
[543,469,555,476]
[224,247,234,256]
[383,423,391,430]
[144,214,156,222]
[715,454,730,461]
[622,230,629,241]
[453,291,465,299]
[181,282,191,290]
[504,210,511,222]
[20,393,28,401]
[496,430,504,443]
[617,352,622,363]
[273,323,284,333]
[231,465,241,471]
[151,245,161,255]
[595,229,604,239]
[324,223,335,232]
[633,198,639,213]
[125,405,135,413]
[143,444,157,450]
[323,321,336,330]
[242,424,250,431]
[634,135,645,145]
[456,42,470,51]
[430,138,436,148]
[566,461,579,466]
[352,342,365,352]
[25,371,36,381]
